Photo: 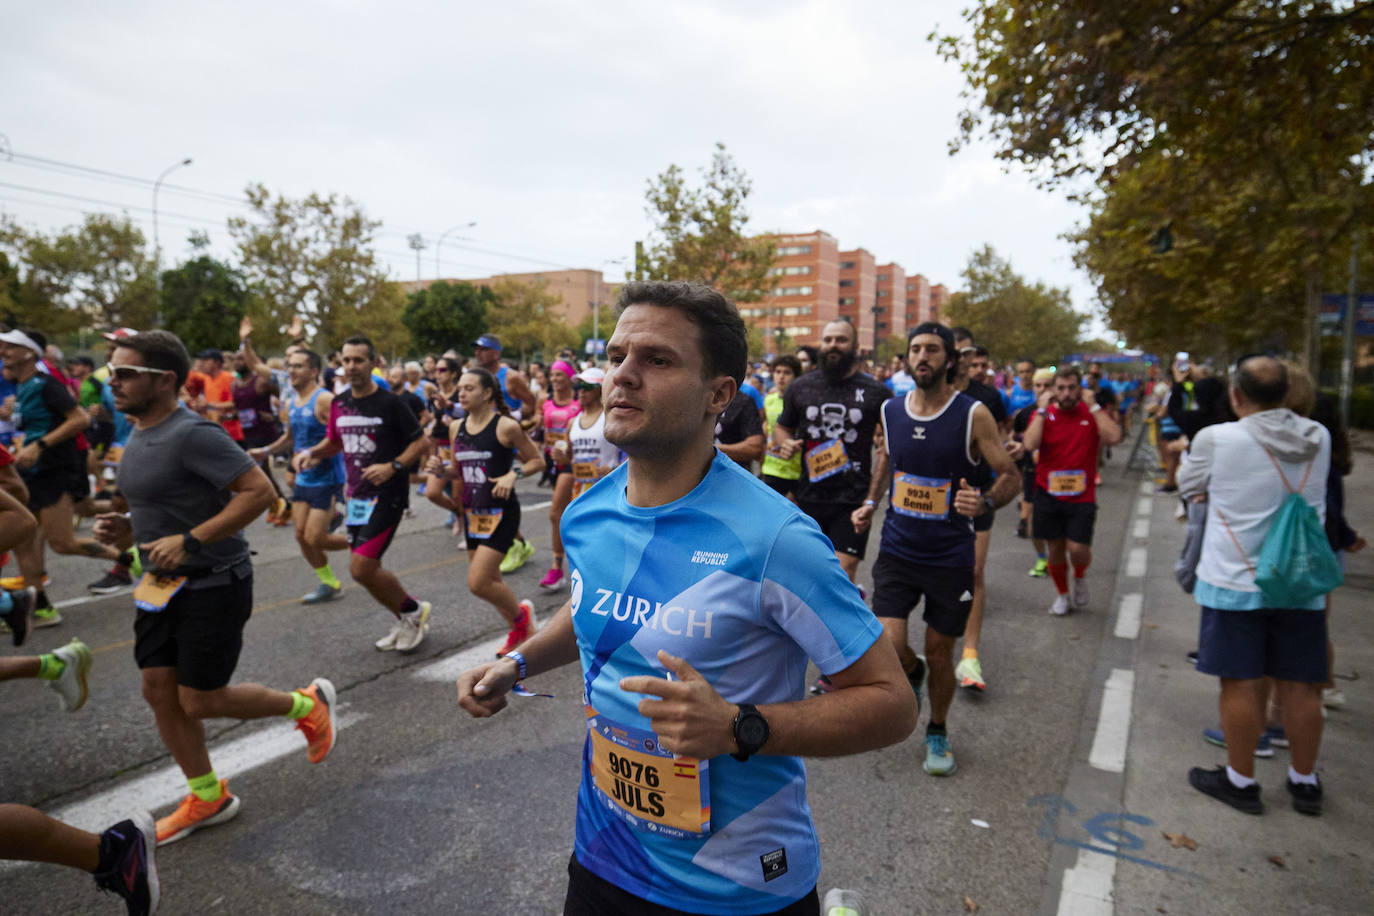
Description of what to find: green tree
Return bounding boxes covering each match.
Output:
[0,213,156,336]
[402,280,493,355]
[640,143,776,302]
[159,250,250,354]
[351,281,412,360]
[933,1,1374,370]
[945,245,1085,365]
[488,277,572,364]
[228,184,391,349]
[874,335,907,365]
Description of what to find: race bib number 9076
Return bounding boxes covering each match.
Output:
[587,707,710,839]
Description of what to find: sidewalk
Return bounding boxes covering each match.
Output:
[1109,445,1374,913]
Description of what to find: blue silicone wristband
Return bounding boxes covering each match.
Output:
[505,650,527,681]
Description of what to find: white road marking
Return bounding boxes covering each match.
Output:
[1125,547,1147,578]
[1114,593,1143,640]
[55,589,132,609]
[412,612,552,683]
[1135,497,1152,517]
[1089,668,1135,773]
[1132,518,1149,540]
[40,708,367,835]
[1057,846,1116,915]
[528,500,552,510]
[1138,480,1153,496]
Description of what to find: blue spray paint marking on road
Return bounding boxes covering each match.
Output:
[1028,794,1202,879]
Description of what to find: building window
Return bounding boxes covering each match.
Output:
[877,322,888,331]
[790,327,810,337]
[773,285,813,297]
[776,245,812,256]
[838,297,855,305]
[770,265,813,276]
[877,290,888,297]
[877,273,889,281]
[840,260,856,270]
[838,279,854,288]
[782,305,812,316]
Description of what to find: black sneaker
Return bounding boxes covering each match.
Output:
[1186,650,1198,665]
[89,566,133,595]
[93,812,159,915]
[1188,766,1263,815]
[1286,777,1322,816]
[1016,518,1028,539]
[2,586,35,647]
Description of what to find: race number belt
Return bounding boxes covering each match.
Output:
[466,507,504,538]
[132,573,188,612]
[891,473,951,520]
[805,438,849,481]
[238,408,257,428]
[101,445,124,467]
[345,497,377,526]
[586,707,710,839]
[438,446,454,465]
[1048,469,1087,498]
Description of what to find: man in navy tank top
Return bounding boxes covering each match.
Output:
[852,323,1021,777]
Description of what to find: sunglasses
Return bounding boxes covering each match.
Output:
[106,363,171,381]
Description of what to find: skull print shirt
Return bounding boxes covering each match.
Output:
[326,386,424,503]
[776,371,891,505]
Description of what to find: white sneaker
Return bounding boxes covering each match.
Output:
[1070,577,1089,611]
[49,639,93,712]
[1322,687,1346,709]
[1049,594,1070,616]
[394,601,431,653]
[374,622,403,651]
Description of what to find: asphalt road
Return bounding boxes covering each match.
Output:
[7,437,1365,915]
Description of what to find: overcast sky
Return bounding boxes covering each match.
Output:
[2,0,1105,333]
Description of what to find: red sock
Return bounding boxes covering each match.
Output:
[1072,563,1089,579]
[1048,563,1069,594]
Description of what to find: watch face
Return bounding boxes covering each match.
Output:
[739,716,768,748]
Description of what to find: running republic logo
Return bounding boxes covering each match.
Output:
[569,569,716,639]
[690,550,728,566]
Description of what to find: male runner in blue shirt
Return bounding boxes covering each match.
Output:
[457,280,916,916]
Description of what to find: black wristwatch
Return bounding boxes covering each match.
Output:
[732,704,770,761]
[182,533,202,556]
[390,460,405,473]
[982,494,996,515]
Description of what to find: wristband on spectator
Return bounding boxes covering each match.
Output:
[505,650,528,681]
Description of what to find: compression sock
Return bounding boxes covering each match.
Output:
[35,589,51,610]
[187,771,223,802]
[315,565,341,589]
[37,653,66,680]
[1048,563,1069,594]
[286,690,316,720]
[1072,562,1089,579]
[400,597,419,616]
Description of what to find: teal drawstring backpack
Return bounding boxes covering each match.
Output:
[1216,449,1343,607]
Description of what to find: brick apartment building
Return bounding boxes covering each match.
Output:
[408,268,617,329]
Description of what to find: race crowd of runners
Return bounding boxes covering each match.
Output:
[0,281,1354,914]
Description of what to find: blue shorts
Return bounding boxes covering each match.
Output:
[291,482,342,511]
[1196,606,1328,682]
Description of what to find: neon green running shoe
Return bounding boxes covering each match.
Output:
[499,538,535,574]
[1028,558,1048,578]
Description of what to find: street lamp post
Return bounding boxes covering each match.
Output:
[152,156,193,315]
[407,233,427,290]
[434,221,478,278]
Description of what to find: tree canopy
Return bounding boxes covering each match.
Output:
[159,249,250,355]
[944,244,1085,365]
[402,280,493,355]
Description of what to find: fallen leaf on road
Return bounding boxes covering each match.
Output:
[963,895,978,912]
[1269,855,1286,869]
[970,818,990,829]
[1146,623,1158,629]
[1162,831,1198,850]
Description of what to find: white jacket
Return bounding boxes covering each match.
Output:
[1178,409,1329,596]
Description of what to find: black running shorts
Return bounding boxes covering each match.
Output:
[348,495,407,560]
[463,499,521,555]
[1032,487,1097,545]
[134,568,253,691]
[870,551,975,638]
[797,501,870,559]
[24,466,90,512]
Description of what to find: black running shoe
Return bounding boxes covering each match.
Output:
[1286,777,1322,816]
[1188,766,1263,815]
[89,566,133,595]
[2,586,35,647]
[94,812,160,915]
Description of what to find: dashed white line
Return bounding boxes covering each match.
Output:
[55,589,132,609]
[1057,847,1116,915]
[1125,547,1148,578]
[1114,593,1143,640]
[1132,518,1150,540]
[1088,668,1135,774]
[412,611,554,682]
[1135,497,1152,518]
[1138,480,1153,496]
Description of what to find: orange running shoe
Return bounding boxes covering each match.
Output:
[155,780,240,846]
[496,600,535,657]
[295,677,337,764]
[0,572,51,590]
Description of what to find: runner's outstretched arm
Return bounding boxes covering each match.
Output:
[457,600,580,718]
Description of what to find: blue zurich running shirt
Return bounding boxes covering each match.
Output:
[561,450,883,914]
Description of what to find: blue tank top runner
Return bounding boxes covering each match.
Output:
[291,388,344,487]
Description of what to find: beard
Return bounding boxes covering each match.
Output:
[821,347,856,382]
[914,363,944,390]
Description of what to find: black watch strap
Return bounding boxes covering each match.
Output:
[390,459,405,471]
[732,703,770,762]
[182,533,202,555]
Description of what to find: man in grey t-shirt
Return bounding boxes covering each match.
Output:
[93,330,340,847]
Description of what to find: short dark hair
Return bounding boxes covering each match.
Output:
[68,355,95,370]
[770,354,802,376]
[969,344,990,358]
[342,335,376,361]
[290,348,323,373]
[1233,355,1288,408]
[615,281,746,386]
[19,327,47,356]
[118,330,191,388]
[950,326,974,345]
[795,345,818,367]
[1055,366,1083,383]
[1016,356,1035,368]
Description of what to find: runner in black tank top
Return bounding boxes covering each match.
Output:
[426,368,545,658]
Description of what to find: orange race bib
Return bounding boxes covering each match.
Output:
[132,573,188,612]
[465,508,504,539]
[805,438,849,481]
[586,707,711,839]
[572,461,598,499]
[1048,469,1087,498]
[438,446,453,465]
[891,473,951,520]
[101,445,125,467]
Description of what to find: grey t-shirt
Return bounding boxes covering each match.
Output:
[118,405,257,575]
